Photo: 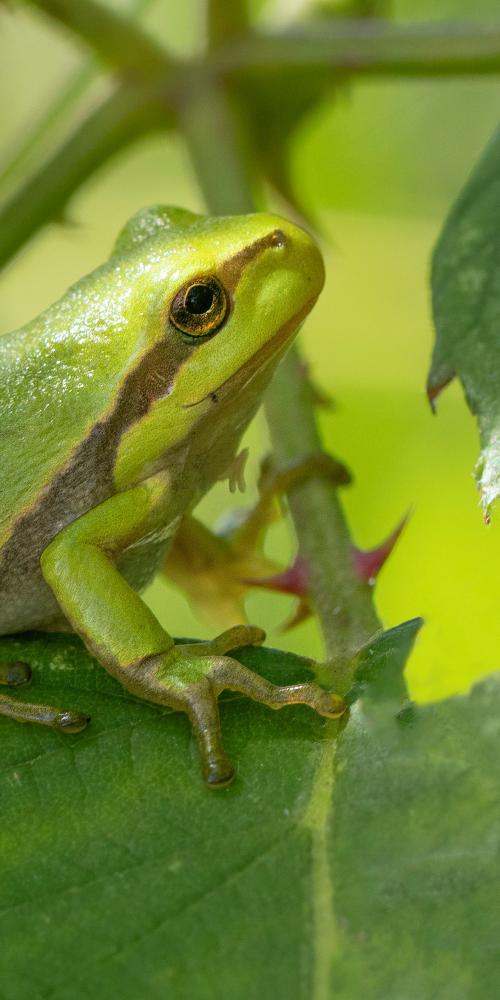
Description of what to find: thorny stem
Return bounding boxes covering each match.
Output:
[177,60,381,670]
[265,355,381,667]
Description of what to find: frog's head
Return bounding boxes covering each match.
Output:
[112,205,325,484]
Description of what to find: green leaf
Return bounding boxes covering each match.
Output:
[331,660,500,998]
[25,0,171,79]
[234,64,341,222]
[0,0,158,196]
[1,622,499,997]
[346,615,422,704]
[431,124,500,514]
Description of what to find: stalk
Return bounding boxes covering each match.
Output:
[176,63,380,670]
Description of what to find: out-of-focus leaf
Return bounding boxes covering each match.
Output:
[431,124,500,515]
[234,66,343,221]
[207,0,251,46]
[2,620,499,997]
[308,0,391,18]
[0,82,169,268]
[0,0,157,196]
[25,0,170,78]
[231,3,391,218]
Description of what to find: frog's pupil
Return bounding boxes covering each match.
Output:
[186,284,214,315]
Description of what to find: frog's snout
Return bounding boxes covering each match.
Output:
[268,217,325,301]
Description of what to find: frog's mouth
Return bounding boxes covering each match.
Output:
[182,295,317,410]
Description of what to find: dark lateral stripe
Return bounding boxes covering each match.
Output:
[220,229,287,295]
[0,336,192,577]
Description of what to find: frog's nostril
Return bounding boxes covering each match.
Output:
[270,229,286,249]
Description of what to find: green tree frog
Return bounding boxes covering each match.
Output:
[0,205,344,787]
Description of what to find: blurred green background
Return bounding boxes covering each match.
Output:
[2,0,500,702]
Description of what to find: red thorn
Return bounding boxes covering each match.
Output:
[242,557,313,632]
[426,370,455,413]
[352,513,409,584]
[241,555,310,598]
[279,599,313,632]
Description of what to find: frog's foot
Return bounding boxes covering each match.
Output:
[0,658,89,733]
[0,660,32,687]
[163,451,351,630]
[257,450,352,501]
[121,625,347,789]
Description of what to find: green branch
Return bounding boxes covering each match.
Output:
[217,20,500,76]
[0,60,97,193]
[0,84,167,269]
[207,0,251,48]
[265,354,381,667]
[25,0,171,78]
[174,67,257,216]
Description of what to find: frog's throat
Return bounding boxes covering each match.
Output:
[181,294,317,410]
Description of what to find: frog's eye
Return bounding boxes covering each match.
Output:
[169,276,229,339]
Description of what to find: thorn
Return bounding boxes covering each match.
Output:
[240,556,314,631]
[426,369,455,413]
[241,556,313,632]
[279,599,312,632]
[297,360,335,410]
[353,513,409,584]
[53,210,79,229]
[241,555,310,598]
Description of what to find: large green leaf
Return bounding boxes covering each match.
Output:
[333,627,500,999]
[1,621,499,998]
[430,124,500,515]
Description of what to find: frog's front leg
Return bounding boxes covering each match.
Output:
[40,474,345,788]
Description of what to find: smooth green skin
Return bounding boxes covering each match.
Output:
[0,205,342,787]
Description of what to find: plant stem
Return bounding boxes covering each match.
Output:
[0,84,167,270]
[174,68,257,216]
[176,69,381,667]
[207,0,251,48]
[265,355,381,666]
[218,20,500,77]
[26,0,170,78]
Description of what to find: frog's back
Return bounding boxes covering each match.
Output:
[0,261,142,546]
[0,256,159,632]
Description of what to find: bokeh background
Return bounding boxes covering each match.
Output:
[2,0,500,702]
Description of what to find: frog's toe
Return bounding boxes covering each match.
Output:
[0,660,32,687]
[209,656,346,719]
[184,681,235,788]
[0,692,90,732]
[182,654,345,786]
[207,624,266,656]
[122,632,345,788]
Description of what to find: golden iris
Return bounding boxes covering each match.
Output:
[170,276,229,338]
